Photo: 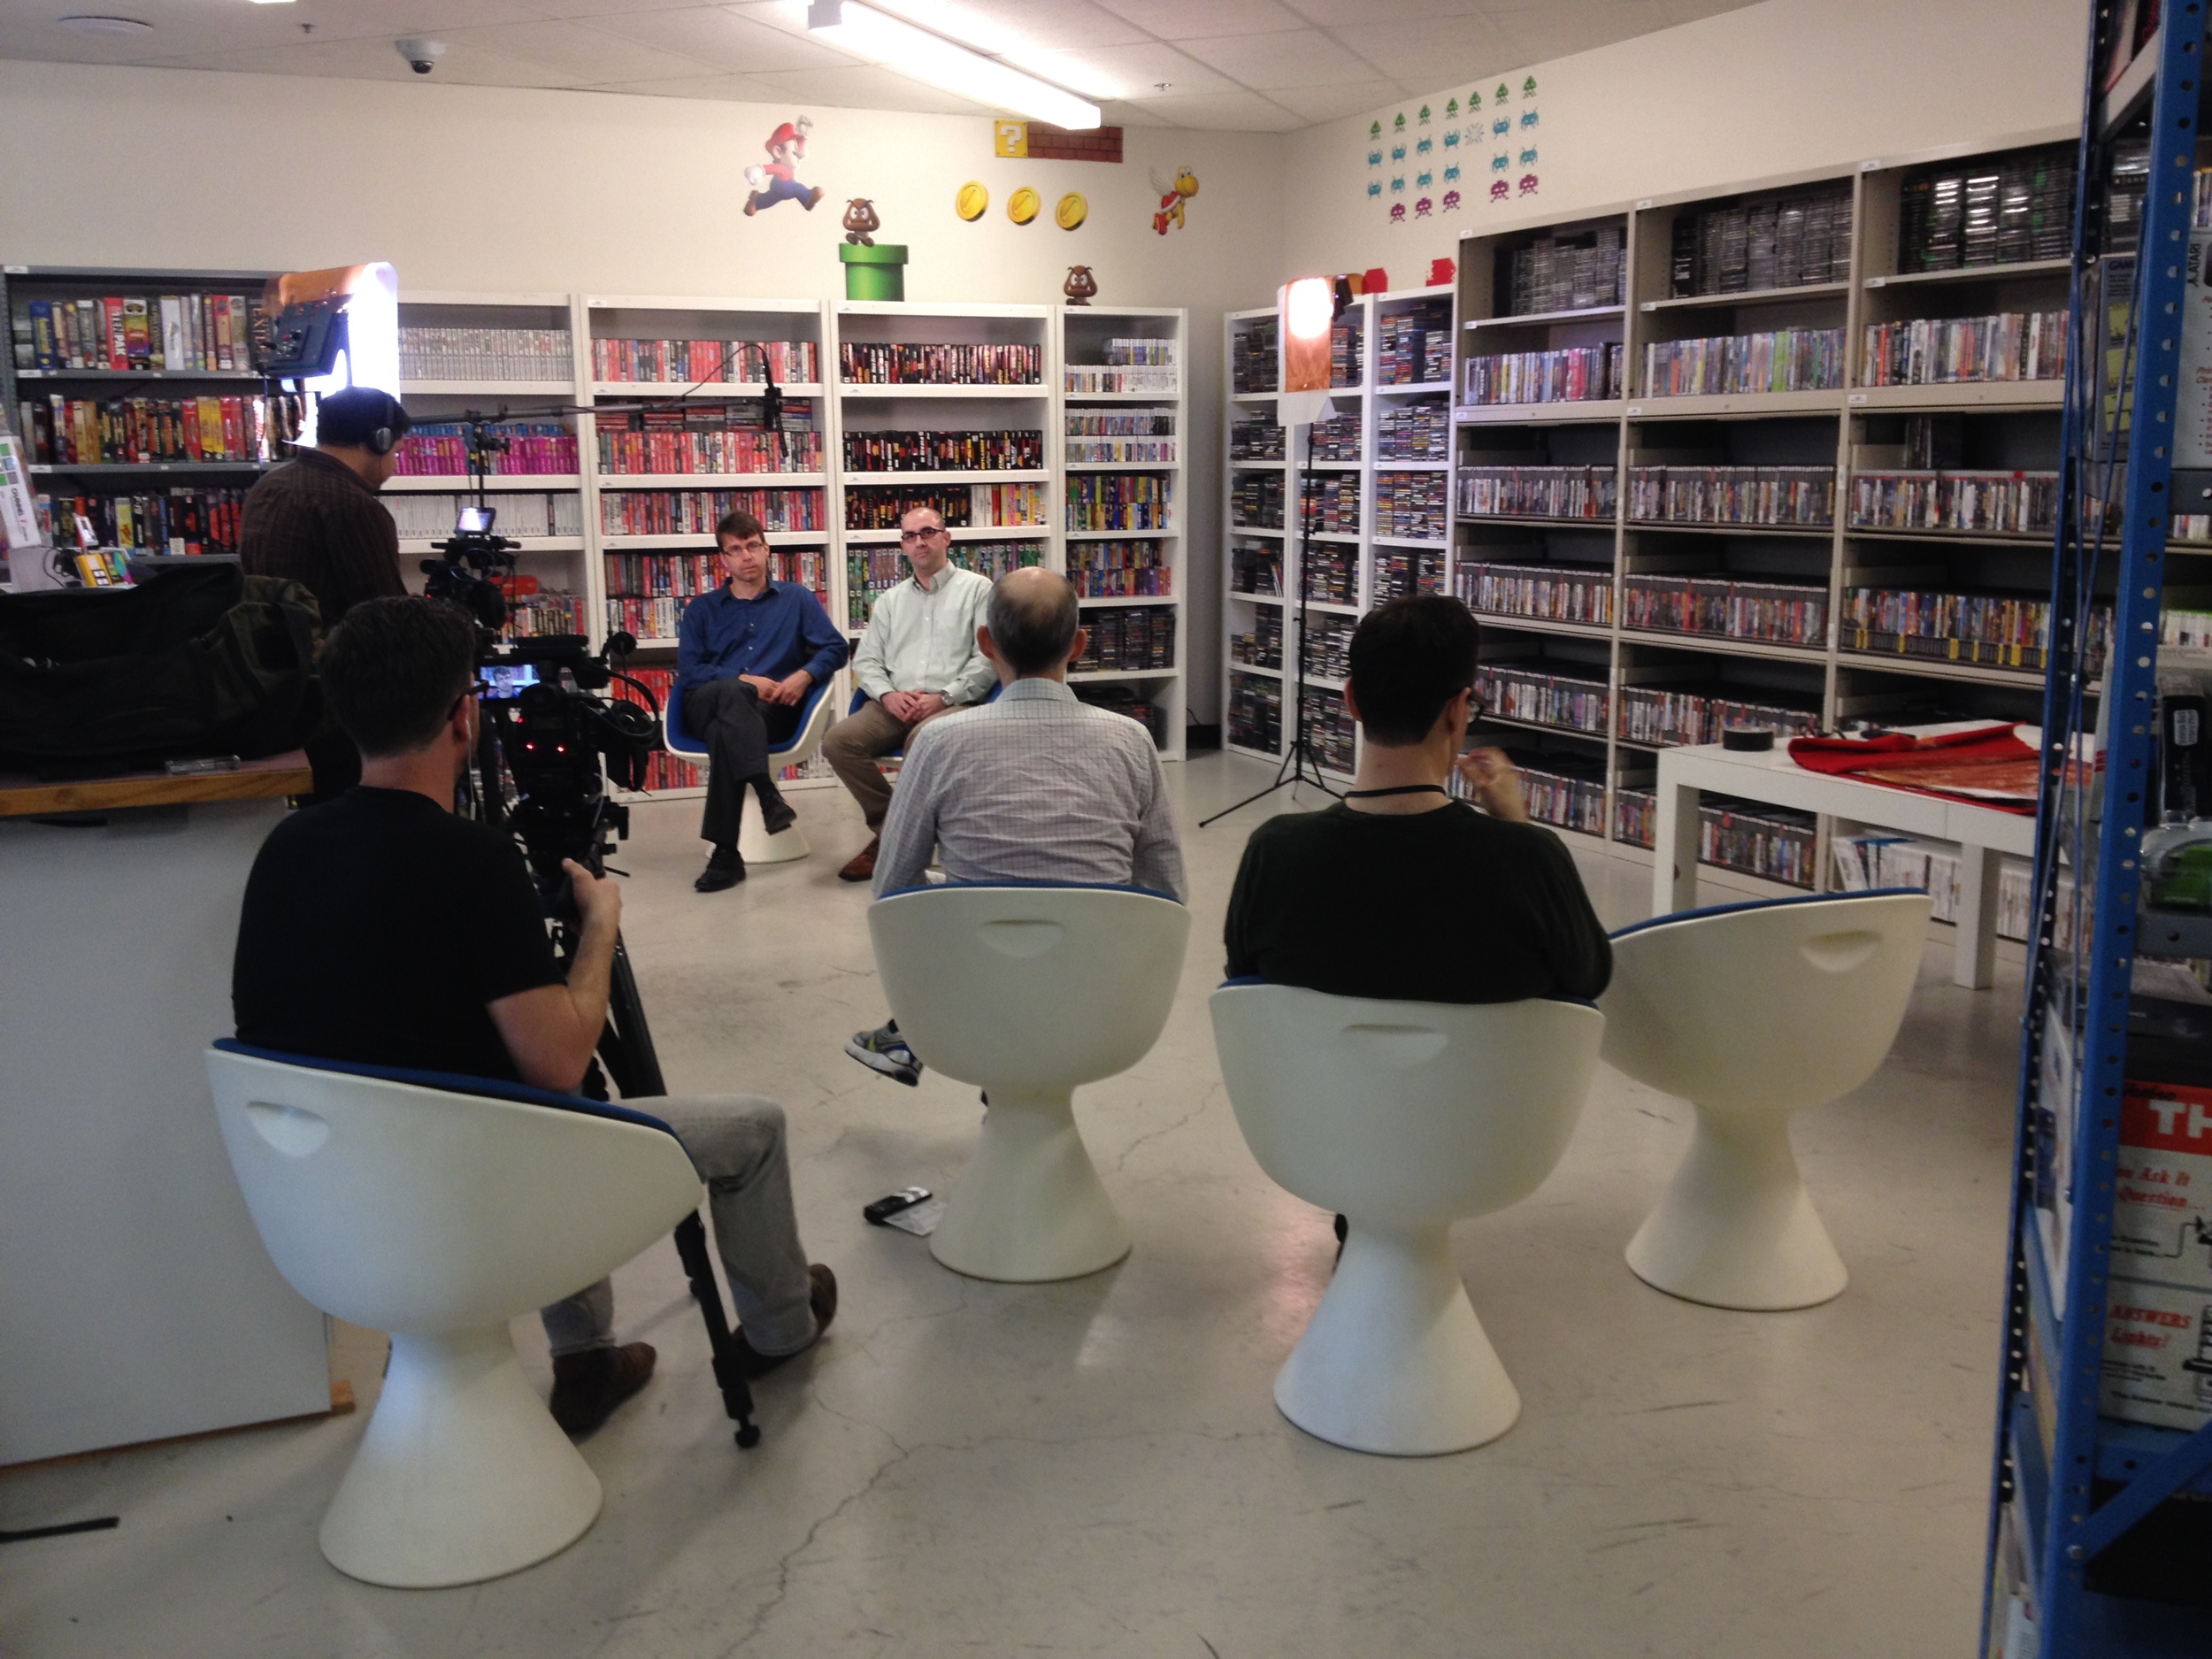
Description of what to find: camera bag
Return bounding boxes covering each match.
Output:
[0,560,325,772]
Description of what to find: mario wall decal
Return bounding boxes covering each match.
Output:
[744,115,824,216]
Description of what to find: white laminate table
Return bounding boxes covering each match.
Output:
[0,757,332,1464]
[1652,741,2040,989]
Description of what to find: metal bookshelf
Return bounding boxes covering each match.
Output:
[1980,6,2212,1654]
[1446,129,2078,895]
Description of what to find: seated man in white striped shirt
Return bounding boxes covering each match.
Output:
[846,566,1187,1086]
[821,505,997,884]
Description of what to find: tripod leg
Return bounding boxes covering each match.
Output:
[583,928,761,1451]
[672,1214,761,1449]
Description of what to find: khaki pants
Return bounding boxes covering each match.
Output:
[823,697,957,832]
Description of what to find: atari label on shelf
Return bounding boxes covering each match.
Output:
[2112,1078,2212,1294]
[2100,1275,2212,1432]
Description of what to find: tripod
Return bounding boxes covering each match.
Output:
[1203,420,1343,827]
[559,898,765,1450]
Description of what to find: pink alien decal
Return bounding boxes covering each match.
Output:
[1389,201,1407,224]
[1517,173,1540,196]
[1414,196,1432,217]
[1441,188,1462,211]
[1488,178,1509,203]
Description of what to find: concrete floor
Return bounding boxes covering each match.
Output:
[0,752,2024,1658]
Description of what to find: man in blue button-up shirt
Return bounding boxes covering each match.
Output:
[677,510,848,890]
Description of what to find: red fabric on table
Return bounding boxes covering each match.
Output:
[1786,725,2041,814]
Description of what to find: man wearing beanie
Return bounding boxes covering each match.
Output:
[240,385,413,627]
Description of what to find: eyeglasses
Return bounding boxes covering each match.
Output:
[900,526,949,541]
[448,678,491,719]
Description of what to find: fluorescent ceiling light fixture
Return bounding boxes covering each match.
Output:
[58,14,153,31]
[865,0,1123,98]
[805,0,1101,129]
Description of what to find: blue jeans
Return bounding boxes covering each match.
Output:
[751,173,813,210]
[541,1094,817,1359]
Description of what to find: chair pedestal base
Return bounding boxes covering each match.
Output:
[738,817,810,866]
[1626,1102,1848,1311]
[1274,1225,1519,1456]
[319,1325,602,1588]
[931,1089,1131,1283]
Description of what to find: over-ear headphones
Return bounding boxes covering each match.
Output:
[365,422,395,456]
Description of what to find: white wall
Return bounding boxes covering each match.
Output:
[1279,0,2085,290]
[0,0,2093,719]
[0,59,1286,719]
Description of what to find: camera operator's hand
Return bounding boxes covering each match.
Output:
[1454,746,1530,823]
[562,858,623,932]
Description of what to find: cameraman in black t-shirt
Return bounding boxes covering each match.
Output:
[233,597,836,1438]
[1225,595,1611,1004]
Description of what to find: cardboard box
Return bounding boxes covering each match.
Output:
[2112,1079,2212,1294]
[2100,1277,2212,1432]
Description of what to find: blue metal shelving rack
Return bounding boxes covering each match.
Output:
[1983,3,2212,1654]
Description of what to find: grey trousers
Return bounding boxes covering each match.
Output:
[541,1093,816,1360]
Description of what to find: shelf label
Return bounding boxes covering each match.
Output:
[1640,301,1657,311]
[1861,158,1881,171]
[1847,393,1869,404]
[3,265,27,275]
[1625,405,1643,416]
[1865,276,1888,288]
[1635,199,1653,211]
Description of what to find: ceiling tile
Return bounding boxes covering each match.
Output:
[1094,0,1309,40]
[1121,88,1302,130]
[872,0,1154,50]
[1175,27,1378,89]
[746,60,989,111]
[145,35,569,88]
[1327,16,1520,83]
[1282,0,1489,23]
[1094,96,1174,127]
[582,7,850,73]
[1013,37,1236,100]
[0,0,1778,128]
[505,0,734,16]
[413,18,710,82]
[1267,77,1405,122]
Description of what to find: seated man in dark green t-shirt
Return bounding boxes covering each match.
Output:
[1224,595,1612,1004]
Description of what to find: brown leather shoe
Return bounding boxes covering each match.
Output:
[731,1264,838,1379]
[838,837,879,883]
[548,1341,657,1437]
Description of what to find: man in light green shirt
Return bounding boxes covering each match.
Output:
[825,504,995,881]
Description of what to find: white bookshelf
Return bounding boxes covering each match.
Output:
[1447,129,2076,886]
[1058,303,1186,760]
[830,300,1057,659]
[392,291,590,631]
[1223,306,1287,767]
[580,295,833,800]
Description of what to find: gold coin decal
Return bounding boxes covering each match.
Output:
[1055,191,1087,230]
[955,180,988,221]
[1007,187,1041,226]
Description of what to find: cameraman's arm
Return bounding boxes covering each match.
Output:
[488,859,618,1094]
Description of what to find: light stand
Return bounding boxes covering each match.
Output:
[1202,413,1343,827]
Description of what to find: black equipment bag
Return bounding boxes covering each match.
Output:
[0,561,325,771]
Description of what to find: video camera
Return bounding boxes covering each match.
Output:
[477,631,661,886]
